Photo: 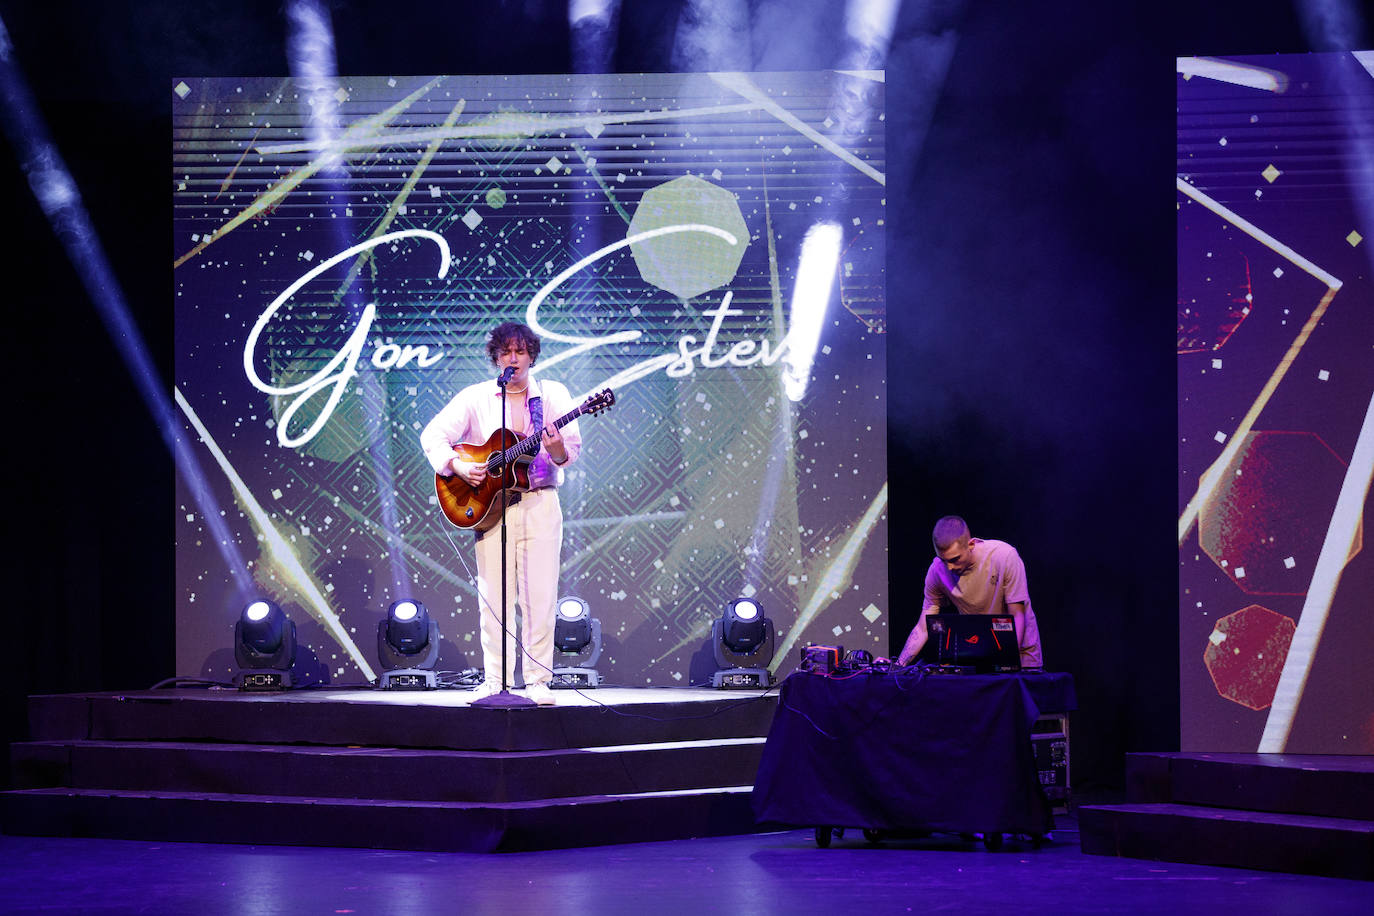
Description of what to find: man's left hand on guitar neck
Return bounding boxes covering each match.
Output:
[542,422,569,465]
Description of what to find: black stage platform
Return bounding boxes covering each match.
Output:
[1080,752,1374,880]
[4,687,777,853]
[14,684,1369,877]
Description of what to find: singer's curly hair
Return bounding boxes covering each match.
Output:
[485,321,541,366]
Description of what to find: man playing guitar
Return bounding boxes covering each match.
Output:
[420,321,581,705]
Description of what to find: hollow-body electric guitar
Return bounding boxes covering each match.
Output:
[434,388,615,532]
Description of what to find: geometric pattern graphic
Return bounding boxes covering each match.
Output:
[1176,216,1253,354]
[1204,604,1296,710]
[1177,52,1374,753]
[628,174,749,298]
[173,71,887,686]
[1198,430,1360,595]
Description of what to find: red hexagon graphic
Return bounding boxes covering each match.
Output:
[1198,430,1361,595]
[1204,604,1296,710]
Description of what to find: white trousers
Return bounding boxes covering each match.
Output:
[473,488,562,688]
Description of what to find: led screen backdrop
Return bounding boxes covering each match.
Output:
[173,71,887,686]
[1178,52,1374,752]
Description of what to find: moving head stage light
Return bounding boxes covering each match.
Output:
[552,595,602,688]
[233,599,296,690]
[711,597,776,688]
[377,599,441,689]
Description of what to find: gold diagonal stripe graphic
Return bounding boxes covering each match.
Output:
[254,102,763,155]
[329,97,468,304]
[174,76,446,269]
[1177,177,1343,544]
[174,386,376,680]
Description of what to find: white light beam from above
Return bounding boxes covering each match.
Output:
[570,0,622,73]
[0,12,254,598]
[287,0,344,174]
[783,222,842,402]
[842,0,901,69]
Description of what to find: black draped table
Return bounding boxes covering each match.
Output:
[751,670,1076,838]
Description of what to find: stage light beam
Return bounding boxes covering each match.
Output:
[287,0,344,174]
[1295,0,1367,51]
[783,222,842,401]
[570,0,622,73]
[841,0,901,71]
[672,0,751,72]
[0,12,254,601]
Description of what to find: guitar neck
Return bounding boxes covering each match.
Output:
[505,405,585,461]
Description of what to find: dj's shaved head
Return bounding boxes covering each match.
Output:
[932,515,970,551]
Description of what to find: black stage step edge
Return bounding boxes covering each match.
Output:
[1078,802,1374,881]
[27,691,778,752]
[1124,752,1374,821]
[10,738,766,803]
[0,785,759,853]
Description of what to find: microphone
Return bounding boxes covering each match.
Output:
[496,365,515,386]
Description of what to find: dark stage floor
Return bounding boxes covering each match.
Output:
[1,814,1370,914]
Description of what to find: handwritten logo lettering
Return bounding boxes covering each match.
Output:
[243,229,451,448]
[247,224,796,448]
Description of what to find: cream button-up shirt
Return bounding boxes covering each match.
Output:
[420,374,581,490]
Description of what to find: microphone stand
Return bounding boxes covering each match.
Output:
[472,367,534,708]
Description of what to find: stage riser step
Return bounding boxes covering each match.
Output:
[11,740,765,803]
[0,787,760,853]
[1125,753,1374,821]
[28,694,777,752]
[1078,803,1374,881]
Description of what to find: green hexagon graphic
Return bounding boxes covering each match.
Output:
[627,175,749,299]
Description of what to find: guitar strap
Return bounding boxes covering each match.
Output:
[528,396,543,456]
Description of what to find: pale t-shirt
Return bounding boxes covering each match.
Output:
[922,538,1042,667]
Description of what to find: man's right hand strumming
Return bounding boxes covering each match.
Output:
[450,457,487,487]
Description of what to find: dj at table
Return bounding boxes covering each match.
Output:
[897,516,1043,668]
